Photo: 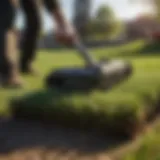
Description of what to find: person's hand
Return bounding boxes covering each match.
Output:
[10,0,19,8]
[55,25,78,45]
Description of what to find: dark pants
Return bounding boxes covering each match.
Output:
[0,0,15,76]
[20,0,57,70]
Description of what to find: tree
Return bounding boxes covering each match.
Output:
[96,5,115,22]
[85,5,123,40]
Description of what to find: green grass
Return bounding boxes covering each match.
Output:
[5,40,159,138]
[0,40,160,159]
[0,40,146,115]
[122,122,160,160]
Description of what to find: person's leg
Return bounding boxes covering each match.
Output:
[43,0,58,12]
[0,0,22,87]
[0,27,8,79]
[19,0,41,74]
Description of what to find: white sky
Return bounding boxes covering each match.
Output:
[15,0,153,33]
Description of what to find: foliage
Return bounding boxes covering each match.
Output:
[85,5,123,40]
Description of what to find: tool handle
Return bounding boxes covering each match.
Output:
[73,40,97,66]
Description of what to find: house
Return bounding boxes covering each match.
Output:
[125,14,160,41]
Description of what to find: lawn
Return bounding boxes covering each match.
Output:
[4,40,159,137]
[0,40,160,159]
[121,120,160,160]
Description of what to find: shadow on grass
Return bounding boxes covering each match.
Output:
[139,42,160,54]
[10,89,143,138]
[127,42,160,57]
[106,42,160,59]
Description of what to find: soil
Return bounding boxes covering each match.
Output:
[0,117,159,160]
[0,118,125,160]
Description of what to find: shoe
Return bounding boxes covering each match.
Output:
[1,73,24,89]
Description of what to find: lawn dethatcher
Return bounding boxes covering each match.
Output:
[45,40,133,92]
